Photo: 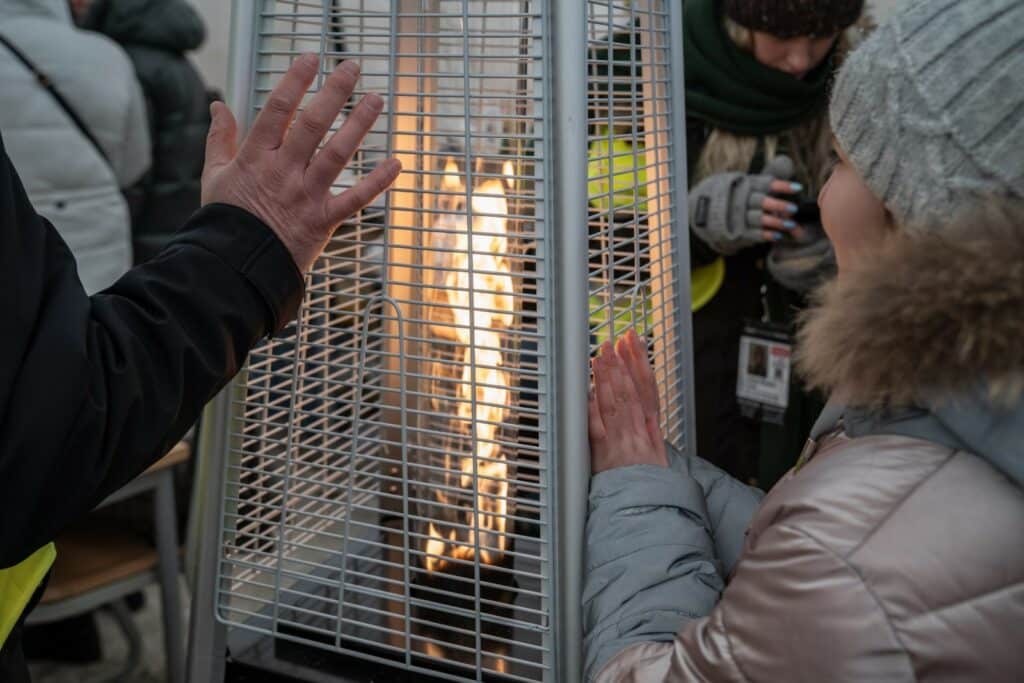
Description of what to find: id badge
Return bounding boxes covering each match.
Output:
[737,320,793,425]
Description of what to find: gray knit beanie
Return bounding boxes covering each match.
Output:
[829,0,1024,231]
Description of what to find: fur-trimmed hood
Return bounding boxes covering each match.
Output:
[797,209,1024,485]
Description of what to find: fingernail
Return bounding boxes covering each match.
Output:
[783,219,797,229]
[787,203,799,214]
[364,93,384,110]
[301,53,319,67]
[790,182,803,192]
[339,59,360,75]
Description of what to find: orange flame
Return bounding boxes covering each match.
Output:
[426,160,515,573]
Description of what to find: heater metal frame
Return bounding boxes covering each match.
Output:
[186,1,693,681]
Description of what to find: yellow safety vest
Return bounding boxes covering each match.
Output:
[586,129,727,313]
[691,257,726,313]
[0,543,55,648]
[587,128,649,214]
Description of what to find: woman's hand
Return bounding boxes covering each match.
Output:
[688,155,805,253]
[616,329,665,450]
[588,335,668,474]
[202,55,402,274]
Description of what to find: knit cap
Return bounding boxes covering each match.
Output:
[830,0,1024,231]
[723,0,864,38]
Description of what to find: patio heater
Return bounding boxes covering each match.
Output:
[187,1,693,681]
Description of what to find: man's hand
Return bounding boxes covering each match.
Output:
[202,54,401,274]
[588,336,668,474]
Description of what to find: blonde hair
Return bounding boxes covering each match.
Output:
[693,17,849,192]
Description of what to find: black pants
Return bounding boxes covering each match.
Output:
[692,273,762,485]
[692,258,826,488]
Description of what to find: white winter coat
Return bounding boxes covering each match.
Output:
[0,0,150,293]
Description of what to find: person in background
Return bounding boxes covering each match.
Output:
[73,0,213,263]
[0,0,149,294]
[0,53,401,682]
[584,0,1023,680]
[685,0,870,487]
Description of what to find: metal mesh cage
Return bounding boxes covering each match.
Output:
[193,1,691,681]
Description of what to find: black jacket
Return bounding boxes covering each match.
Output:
[685,116,825,489]
[83,0,211,263]
[0,132,303,680]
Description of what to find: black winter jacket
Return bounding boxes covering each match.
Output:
[83,0,211,263]
[0,132,303,681]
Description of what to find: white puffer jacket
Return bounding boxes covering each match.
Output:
[0,0,149,293]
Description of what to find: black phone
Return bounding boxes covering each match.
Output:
[793,200,821,225]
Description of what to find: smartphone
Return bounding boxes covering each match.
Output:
[793,200,821,226]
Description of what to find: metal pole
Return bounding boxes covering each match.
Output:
[185,386,232,683]
[155,470,185,683]
[666,0,698,460]
[550,0,589,680]
[185,2,259,681]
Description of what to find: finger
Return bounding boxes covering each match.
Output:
[746,228,786,243]
[588,387,606,445]
[326,157,402,227]
[307,93,385,195]
[593,343,620,425]
[630,330,661,420]
[758,213,799,232]
[589,388,611,474]
[203,101,238,178]
[769,178,803,195]
[614,333,647,415]
[242,53,319,154]
[762,155,794,181]
[645,414,667,464]
[619,330,659,420]
[759,195,799,216]
[605,350,649,436]
[283,60,361,165]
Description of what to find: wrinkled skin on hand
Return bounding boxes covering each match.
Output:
[201,54,402,274]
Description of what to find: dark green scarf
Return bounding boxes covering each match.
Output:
[684,0,834,135]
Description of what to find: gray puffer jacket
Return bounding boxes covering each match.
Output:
[0,0,149,293]
[584,220,1024,681]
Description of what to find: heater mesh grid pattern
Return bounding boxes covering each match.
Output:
[586,0,684,449]
[214,2,684,681]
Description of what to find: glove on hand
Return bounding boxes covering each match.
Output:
[688,155,796,255]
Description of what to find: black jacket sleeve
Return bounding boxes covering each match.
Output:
[0,133,303,568]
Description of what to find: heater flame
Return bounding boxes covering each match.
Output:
[426,160,516,574]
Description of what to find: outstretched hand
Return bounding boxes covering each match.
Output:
[201,54,402,274]
[588,332,668,474]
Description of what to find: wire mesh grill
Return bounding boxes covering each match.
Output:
[586,0,685,449]
[213,1,685,681]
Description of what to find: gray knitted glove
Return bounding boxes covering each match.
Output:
[688,155,795,255]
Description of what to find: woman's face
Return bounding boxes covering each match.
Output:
[750,32,837,79]
[818,140,891,273]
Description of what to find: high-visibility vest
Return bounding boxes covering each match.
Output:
[0,543,55,648]
[587,131,727,313]
[691,257,726,313]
